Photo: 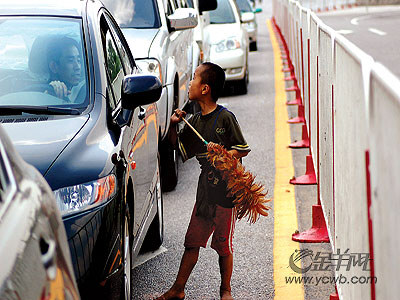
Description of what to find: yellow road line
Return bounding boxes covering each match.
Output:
[267,20,305,300]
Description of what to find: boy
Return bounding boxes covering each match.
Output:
[156,62,250,300]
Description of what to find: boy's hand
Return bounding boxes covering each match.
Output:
[207,141,218,151]
[171,109,186,125]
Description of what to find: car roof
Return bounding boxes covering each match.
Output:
[0,0,87,17]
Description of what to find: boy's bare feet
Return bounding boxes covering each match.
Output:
[220,288,234,300]
[154,288,185,300]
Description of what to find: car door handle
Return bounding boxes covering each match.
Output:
[40,237,57,280]
[138,107,146,120]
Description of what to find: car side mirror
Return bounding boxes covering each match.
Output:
[198,0,217,13]
[254,8,262,13]
[167,8,198,31]
[241,12,255,23]
[121,75,162,110]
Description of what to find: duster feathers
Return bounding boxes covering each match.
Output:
[207,143,271,224]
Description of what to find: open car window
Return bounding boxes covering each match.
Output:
[0,17,89,114]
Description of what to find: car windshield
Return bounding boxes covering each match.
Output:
[210,0,236,24]
[0,17,88,113]
[102,0,161,28]
[235,0,253,12]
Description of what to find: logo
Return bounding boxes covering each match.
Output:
[289,249,314,274]
[215,127,225,135]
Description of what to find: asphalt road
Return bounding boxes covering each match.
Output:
[317,5,400,78]
[129,1,335,299]
[131,3,275,300]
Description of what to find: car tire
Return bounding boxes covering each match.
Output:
[160,139,178,192]
[237,62,249,95]
[142,159,164,251]
[250,41,258,51]
[121,205,132,300]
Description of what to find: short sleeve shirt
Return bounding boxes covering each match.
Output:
[178,105,250,208]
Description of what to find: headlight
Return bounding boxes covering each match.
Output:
[135,59,162,84]
[54,174,116,216]
[215,38,241,53]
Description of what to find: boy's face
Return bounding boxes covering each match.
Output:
[189,65,207,101]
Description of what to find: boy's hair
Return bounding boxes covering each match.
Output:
[199,62,225,102]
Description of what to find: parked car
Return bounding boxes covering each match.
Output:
[204,0,250,94]
[0,126,80,300]
[103,0,216,191]
[235,0,262,51]
[0,0,162,299]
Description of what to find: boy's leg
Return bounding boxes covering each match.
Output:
[155,247,199,300]
[219,254,234,300]
[210,206,236,300]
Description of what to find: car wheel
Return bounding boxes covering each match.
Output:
[121,207,132,300]
[160,139,178,192]
[237,62,249,95]
[250,41,258,51]
[142,159,164,251]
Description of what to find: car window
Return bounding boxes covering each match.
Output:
[102,0,161,29]
[178,0,189,8]
[0,17,89,111]
[186,0,194,8]
[172,0,180,9]
[0,141,12,203]
[101,16,125,108]
[210,0,236,24]
[235,0,253,12]
[104,13,134,75]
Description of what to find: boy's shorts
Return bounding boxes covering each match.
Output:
[184,203,236,257]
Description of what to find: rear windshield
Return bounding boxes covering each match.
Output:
[210,0,236,24]
[103,0,161,28]
[0,17,88,112]
[235,0,253,12]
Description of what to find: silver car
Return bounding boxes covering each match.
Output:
[235,0,262,51]
[0,126,79,300]
[103,0,203,191]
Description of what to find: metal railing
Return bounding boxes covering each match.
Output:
[272,0,400,299]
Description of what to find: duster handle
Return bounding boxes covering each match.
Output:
[181,117,208,145]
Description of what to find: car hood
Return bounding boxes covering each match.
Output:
[121,28,160,58]
[2,115,89,176]
[203,23,242,44]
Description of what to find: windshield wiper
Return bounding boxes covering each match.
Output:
[0,105,81,116]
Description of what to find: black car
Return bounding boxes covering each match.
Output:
[0,0,163,299]
[0,125,80,300]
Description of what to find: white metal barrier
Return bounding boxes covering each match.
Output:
[272,0,400,299]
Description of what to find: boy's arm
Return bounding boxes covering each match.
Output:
[207,142,249,159]
[167,109,186,146]
[228,149,249,159]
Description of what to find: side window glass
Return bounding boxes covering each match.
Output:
[105,14,133,75]
[0,145,11,202]
[179,0,189,8]
[172,0,180,9]
[101,16,124,108]
[166,0,174,15]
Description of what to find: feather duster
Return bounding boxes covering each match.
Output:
[179,116,270,223]
[207,143,271,224]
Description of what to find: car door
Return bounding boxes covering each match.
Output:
[105,13,159,228]
[100,12,152,236]
[165,0,193,109]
